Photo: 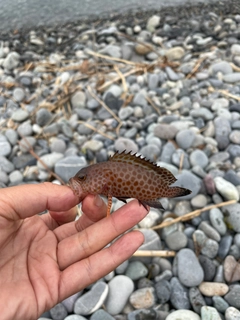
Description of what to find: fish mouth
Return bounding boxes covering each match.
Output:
[68,177,85,201]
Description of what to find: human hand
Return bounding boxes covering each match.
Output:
[0,182,149,320]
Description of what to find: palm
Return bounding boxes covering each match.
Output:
[0,183,147,320]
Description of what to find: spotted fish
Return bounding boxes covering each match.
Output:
[69,150,191,216]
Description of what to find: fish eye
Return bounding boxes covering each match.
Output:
[78,173,86,181]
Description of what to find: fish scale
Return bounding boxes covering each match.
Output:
[69,150,191,216]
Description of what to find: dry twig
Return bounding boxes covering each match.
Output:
[133,250,176,257]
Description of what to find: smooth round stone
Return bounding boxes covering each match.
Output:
[199,221,221,242]
[17,120,33,136]
[153,123,178,140]
[202,238,219,259]
[139,144,161,162]
[214,177,239,201]
[5,128,18,145]
[166,310,200,320]
[213,296,229,314]
[224,255,240,283]
[138,229,161,251]
[224,169,240,186]
[90,309,114,320]
[105,275,134,315]
[65,315,88,320]
[234,234,240,247]
[54,156,87,183]
[114,138,138,153]
[170,277,190,309]
[76,108,93,121]
[129,287,155,309]
[37,153,64,170]
[209,208,227,236]
[0,171,9,184]
[0,156,15,173]
[19,137,36,153]
[177,249,204,287]
[74,282,108,315]
[50,138,66,154]
[9,170,23,184]
[125,261,148,281]
[99,45,121,58]
[224,284,240,309]
[71,91,86,108]
[3,51,20,69]
[11,109,29,122]
[201,306,222,320]
[50,303,68,320]
[0,138,11,157]
[127,309,158,320]
[146,14,160,32]
[155,280,171,304]
[148,73,159,90]
[124,127,137,139]
[225,307,240,320]
[191,107,214,121]
[210,61,233,74]
[230,130,240,144]
[82,140,103,152]
[62,292,82,313]
[191,194,208,208]
[174,200,192,216]
[105,84,122,98]
[224,203,240,232]
[175,129,195,149]
[138,208,161,229]
[190,149,209,168]
[218,235,233,260]
[189,287,206,314]
[165,231,187,251]
[199,282,229,297]
[214,117,231,150]
[36,108,53,127]
[172,149,190,169]
[118,106,134,120]
[13,87,25,102]
[115,261,129,275]
[165,46,185,61]
[223,73,240,83]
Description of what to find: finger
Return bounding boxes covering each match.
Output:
[53,195,107,241]
[40,206,78,230]
[0,183,79,221]
[59,230,144,300]
[57,200,149,270]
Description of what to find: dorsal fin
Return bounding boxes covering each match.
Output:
[110,150,177,185]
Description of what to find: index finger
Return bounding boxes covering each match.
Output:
[0,182,80,221]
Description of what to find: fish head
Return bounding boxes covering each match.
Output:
[68,166,92,199]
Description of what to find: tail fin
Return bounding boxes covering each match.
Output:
[169,186,191,198]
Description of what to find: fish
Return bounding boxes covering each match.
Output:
[68,150,191,216]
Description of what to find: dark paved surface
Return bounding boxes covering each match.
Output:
[0,0,221,32]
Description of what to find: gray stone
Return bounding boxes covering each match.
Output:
[148,73,159,90]
[165,66,181,81]
[90,309,114,320]
[43,123,59,136]
[132,92,147,108]
[213,296,229,314]
[230,130,240,144]
[199,221,221,242]
[114,138,138,153]
[190,107,214,121]
[76,108,93,121]
[105,84,122,98]
[190,149,208,168]
[3,51,20,70]
[82,140,103,152]
[65,315,88,320]
[71,91,86,108]
[225,307,240,320]
[165,47,185,61]
[99,45,121,58]
[191,194,208,208]
[62,292,82,313]
[37,152,64,170]
[36,108,53,127]
[210,61,233,74]
[50,302,68,320]
[209,208,227,236]
[176,129,196,149]
[11,109,29,122]
[125,261,148,281]
[127,309,158,320]
[74,282,108,315]
[223,73,240,83]
[189,287,206,314]
[155,280,171,304]
[0,170,9,184]
[160,141,176,163]
[105,275,134,315]
[9,170,23,184]
[231,44,240,55]
[54,156,87,183]
[224,170,240,186]
[214,117,231,150]
[175,170,201,199]
[17,120,33,136]
[154,123,178,140]
[139,144,161,162]
[50,138,67,154]
[218,235,233,260]
[165,231,187,251]
[13,87,25,102]
[199,255,216,281]
[224,285,240,309]
[0,135,11,157]
[172,149,190,169]
[0,156,15,173]
[19,136,36,153]
[177,248,204,287]
[201,306,221,320]
[118,106,134,120]
[5,128,18,145]
[170,277,190,309]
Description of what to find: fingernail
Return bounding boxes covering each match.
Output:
[94,195,103,207]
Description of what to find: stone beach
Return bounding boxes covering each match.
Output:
[1,2,240,320]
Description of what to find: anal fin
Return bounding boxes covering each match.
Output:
[138,199,165,210]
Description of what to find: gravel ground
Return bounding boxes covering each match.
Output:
[1,2,240,320]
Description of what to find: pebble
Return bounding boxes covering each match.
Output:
[36,108,53,127]
[225,307,240,320]
[201,306,222,320]
[125,261,148,280]
[199,282,229,297]
[37,152,64,170]
[214,177,239,201]
[0,136,11,157]
[165,230,187,251]
[153,123,178,140]
[71,91,86,109]
[218,235,233,260]
[11,109,29,122]
[90,309,114,320]
[213,296,229,314]
[54,156,87,182]
[165,47,185,61]
[170,277,190,309]
[224,255,240,283]
[190,149,209,168]
[74,282,108,315]
[224,285,240,309]
[155,280,171,304]
[177,249,204,287]
[209,208,227,236]
[50,303,68,320]
[189,287,206,314]
[224,203,240,232]
[166,310,200,320]
[105,275,134,315]
[129,287,156,309]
